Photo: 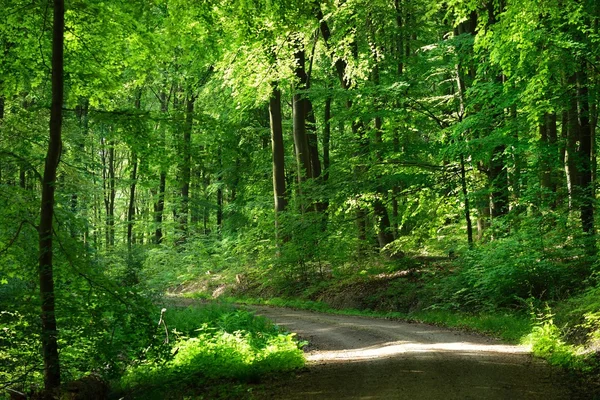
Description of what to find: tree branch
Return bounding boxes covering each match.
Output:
[0,151,43,182]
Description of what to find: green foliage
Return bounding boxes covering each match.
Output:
[523,305,595,371]
[443,223,582,311]
[117,304,304,398]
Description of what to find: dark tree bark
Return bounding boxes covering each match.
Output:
[203,171,210,235]
[490,145,509,218]
[305,102,322,180]
[178,94,195,240]
[154,172,166,244]
[19,165,26,188]
[540,113,560,208]
[323,95,331,183]
[154,92,168,244]
[127,152,138,249]
[460,154,474,247]
[38,0,64,390]
[374,199,394,248]
[216,149,223,233]
[576,70,595,252]
[103,142,116,247]
[270,84,287,216]
[566,73,583,208]
[292,47,313,185]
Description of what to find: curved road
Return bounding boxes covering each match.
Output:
[251,306,580,400]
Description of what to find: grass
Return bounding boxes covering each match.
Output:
[113,303,305,399]
[226,296,532,343]
[224,295,599,374]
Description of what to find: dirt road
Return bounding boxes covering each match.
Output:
[250,306,581,400]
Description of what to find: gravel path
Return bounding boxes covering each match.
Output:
[250,306,581,400]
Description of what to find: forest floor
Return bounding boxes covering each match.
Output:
[245,305,587,400]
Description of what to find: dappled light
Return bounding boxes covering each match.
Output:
[308,340,531,363]
[1,0,598,398]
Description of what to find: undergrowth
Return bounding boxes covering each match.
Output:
[114,303,305,399]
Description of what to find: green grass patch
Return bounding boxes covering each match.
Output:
[114,303,305,399]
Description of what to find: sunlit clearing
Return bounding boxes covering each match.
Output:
[308,341,531,363]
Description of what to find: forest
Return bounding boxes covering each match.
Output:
[2,0,600,398]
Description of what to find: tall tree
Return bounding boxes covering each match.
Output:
[38,0,64,390]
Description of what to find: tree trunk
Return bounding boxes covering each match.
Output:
[490,146,509,219]
[154,92,168,244]
[107,143,115,247]
[154,172,166,244]
[460,154,474,247]
[323,95,331,183]
[576,70,595,253]
[292,47,313,186]
[306,102,321,180]
[373,199,394,248]
[216,149,223,234]
[540,112,560,207]
[270,85,287,214]
[270,84,287,240]
[38,0,64,390]
[127,151,137,250]
[178,94,195,240]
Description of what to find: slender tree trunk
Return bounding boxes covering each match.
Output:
[576,70,595,253]
[154,172,166,244]
[19,165,26,188]
[306,103,321,180]
[107,143,115,247]
[292,47,313,187]
[460,154,474,247]
[38,0,64,390]
[563,108,576,210]
[270,85,287,214]
[127,93,141,250]
[373,199,394,248]
[154,93,168,244]
[270,84,287,240]
[323,95,331,183]
[178,94,195,240]
[216,149,223,234]
[490,146,509,219]
[454,25,474,245]
[203,171,210,235]
[127,152,138,250]
[540,113,560,208]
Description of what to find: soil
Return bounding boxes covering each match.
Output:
[249,305,587,400]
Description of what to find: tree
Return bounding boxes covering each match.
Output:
[38,0,64,391]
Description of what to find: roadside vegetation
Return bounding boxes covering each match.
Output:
[171,224,600,379]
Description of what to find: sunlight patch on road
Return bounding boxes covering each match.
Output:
[308,341,531,363]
